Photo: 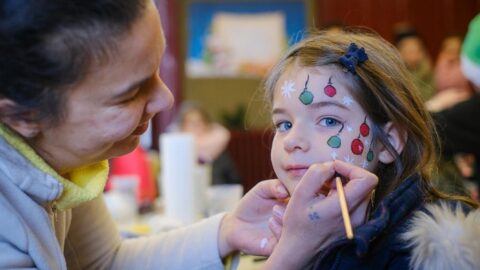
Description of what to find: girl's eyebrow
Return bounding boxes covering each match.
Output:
[309,101,351,111]
[272,107,287,115]
[272,100,351,115]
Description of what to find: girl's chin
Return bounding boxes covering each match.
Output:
[286,181,298,196]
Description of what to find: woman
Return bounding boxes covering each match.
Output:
[0,0,375,269]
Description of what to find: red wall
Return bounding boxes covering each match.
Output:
[315,0,480,61]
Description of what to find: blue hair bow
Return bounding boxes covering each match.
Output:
[339,43,368,74]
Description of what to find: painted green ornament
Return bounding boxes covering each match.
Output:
[299,74,314,105]
[327,124,344,149]
[327,135,341,148]
[299,91,314,105]
[367,150,374,161]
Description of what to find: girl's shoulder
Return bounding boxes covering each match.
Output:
[401,201,480,270]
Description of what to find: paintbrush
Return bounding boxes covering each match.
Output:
[335,175,354,239]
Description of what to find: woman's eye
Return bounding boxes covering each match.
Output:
[275,121,292,132]
[319,117,341,127]
[122,96,137,103]
[120,88,142,104]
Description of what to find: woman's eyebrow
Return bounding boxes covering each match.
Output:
[113,77,150,99]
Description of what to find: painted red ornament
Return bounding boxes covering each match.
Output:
[360,123,369,137]
[324,76,336,97]
[351,138,364,155]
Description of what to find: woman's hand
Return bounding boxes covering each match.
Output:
[265,160,378,270]
[218,179,289,257]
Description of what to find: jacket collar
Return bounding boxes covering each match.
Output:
[353,174,424,256]
[315,174,424,263]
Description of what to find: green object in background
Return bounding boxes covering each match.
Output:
[461,14,480,87]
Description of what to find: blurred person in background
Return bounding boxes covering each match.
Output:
[426,35,474,112]
[395,28,435,101]
[175,102,241,185]
[434,14,480,201]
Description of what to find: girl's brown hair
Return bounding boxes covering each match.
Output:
[264,28,477,207]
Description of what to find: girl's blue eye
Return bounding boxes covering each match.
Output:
[319,117,341,127]
[275,121,292,132]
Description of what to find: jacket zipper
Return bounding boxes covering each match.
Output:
[50,202,58,223]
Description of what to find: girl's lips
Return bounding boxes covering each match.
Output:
[132,122,149,135]
[287,168,308,177]
[285,165,310,177]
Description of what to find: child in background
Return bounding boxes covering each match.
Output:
[177,102,241,185]
[395,30,435,101]
[262,29,480,269]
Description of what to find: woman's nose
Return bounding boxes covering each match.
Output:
[283,127,310,152]
[146,75,174,115]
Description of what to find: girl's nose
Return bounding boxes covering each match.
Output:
[283,127,310,152]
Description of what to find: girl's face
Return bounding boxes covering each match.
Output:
[30,1,173,174]
[270,66,381,194]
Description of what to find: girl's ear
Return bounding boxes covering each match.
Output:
[0,99,41,138]
[377,122,407,164]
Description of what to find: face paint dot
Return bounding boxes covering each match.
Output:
[362,160,369,168]
[344,155,354,163]
[260,238,268,249]
[367,150,374,161]
[327,136,341,148]
[324,76,336,97]
[342,96,354,106]
[299,91,314,105]
[351,138,364,155]
[360,123,370,137]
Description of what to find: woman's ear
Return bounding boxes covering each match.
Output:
[0,98,41,138]
[377,122,407,164]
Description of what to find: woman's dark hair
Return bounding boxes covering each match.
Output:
[0,0,147,125]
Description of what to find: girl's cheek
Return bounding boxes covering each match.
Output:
[327,119,375,169]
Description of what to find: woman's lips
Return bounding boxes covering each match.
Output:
[132,122,149,135]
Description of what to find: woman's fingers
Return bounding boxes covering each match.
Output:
[291,162,336,203]
[272,205,285,225]
[252,179,289,200]
[268,217,282,240]
[333,160,378,185]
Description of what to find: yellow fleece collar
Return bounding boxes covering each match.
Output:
[0,124,109,210]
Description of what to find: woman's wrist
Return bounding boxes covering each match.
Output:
[218,213,235,258]
[263,239,312,270]
[264,240,308,270]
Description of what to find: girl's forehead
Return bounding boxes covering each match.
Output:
[279,66,350,88]
[274,66,356,102]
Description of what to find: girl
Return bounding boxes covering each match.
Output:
[262,29,480,269]
[0,0,292,268]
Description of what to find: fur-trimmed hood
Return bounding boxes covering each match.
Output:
[402,202,480,270]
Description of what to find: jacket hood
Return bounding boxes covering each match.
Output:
[0,124,109,210]
[0,135,63,205]
[402,202,480,270]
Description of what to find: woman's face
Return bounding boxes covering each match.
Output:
[31,1,173,174]
[270,66,381,194]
